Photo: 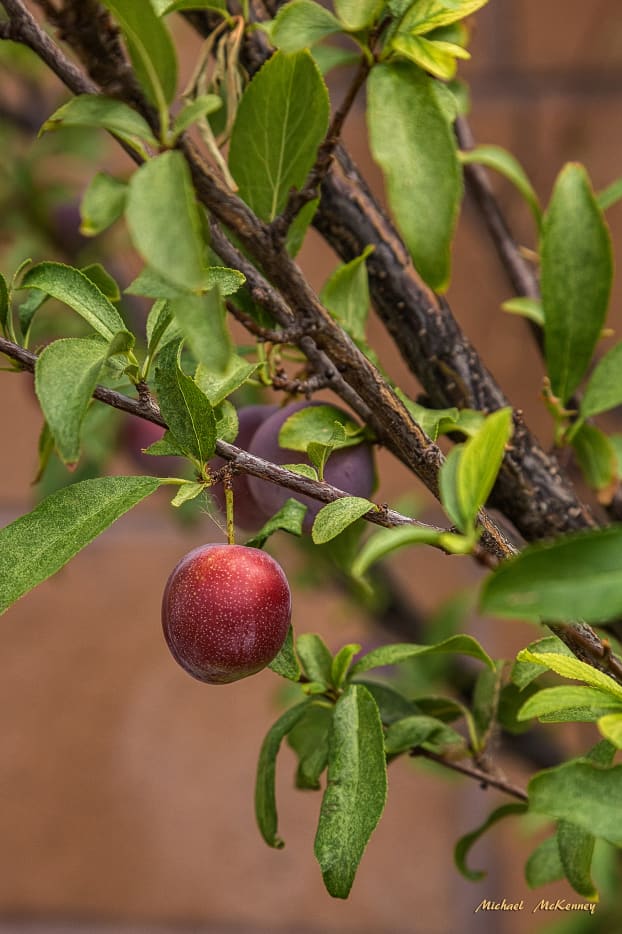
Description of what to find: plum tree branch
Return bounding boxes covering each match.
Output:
[412,748,529,802]
[3,2,622,684]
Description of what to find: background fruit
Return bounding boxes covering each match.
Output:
[210,404,277,531]
[247,401,375,531]
[161,543,291,684]
[123,418,185,477]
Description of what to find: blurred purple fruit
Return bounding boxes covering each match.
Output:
[123,418,185,477]
[247,401,375,532]
[210,404,278,531]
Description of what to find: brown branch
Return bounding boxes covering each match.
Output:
[412,748,528,802]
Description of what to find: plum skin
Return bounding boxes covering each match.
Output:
[162,543,291,684]
[247,401,375,532]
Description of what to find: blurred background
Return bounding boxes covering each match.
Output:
[1,1,622,932]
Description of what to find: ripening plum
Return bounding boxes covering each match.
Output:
[123,417,185,477]
[247,401,375,531]
[161,543,291,684]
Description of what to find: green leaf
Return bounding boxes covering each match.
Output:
[80,264,121,303]
[40,95,158,151]
[154,340,216,463]
[439,445,464,528]
[0,476,162,616]
[581,342,622,418]
[169,289,234,374]
[515,649,622,702]
[157,0,227,14]
[255,701,311,848]
[145,300,178,360]
[79,172,128,237]
[459,145,541,226]
[351,525,448,581]
[351,634,494,676]
[296,633,333,685]
[0,272,9,336]
[384,714,464,755]
[400,0,490,34]
[334,0,384,30]
[517,685,622,723]
[481,525,622,625]
[195,355,258,407]
[454,407,513,532]
[557,820,598,900]
[541,163,613,404]
[127,264,244,300]
[171,94,222,140]
[314,684,387,898]
[597,176,622,212]
[501,297,544,326]
[279,404,366,452]
[312,497,373,544]
[320,245,373,343]
[510,636,573,689]
[354,681,421,725]
[311,44,360,76]
[367,62,461,291]
[20,262,126,340]
[244,498,307,549]
[126,151,207,292]
[35,332,132,466]
[529,760,622,847]
[271,1,342,53]
[390,34,469,81]
[571,423,617,492]
[455,803,527,881]
[229,50,329,222]
[287,703,333,789]
[268,625,301,681]
[597,713,622,749]
[171,481,205,505]
[525,835,564,888]
[285,196,319,257]
[331,643,361,689]
[102,0,177,107]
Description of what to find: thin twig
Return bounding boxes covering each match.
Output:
[413,748,529,802]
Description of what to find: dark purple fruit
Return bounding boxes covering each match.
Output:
[162,543,291,684]
[247,401,375,532]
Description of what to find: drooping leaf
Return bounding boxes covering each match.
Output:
[125,151,207,292]
[35,332,133,466]
[459,145,541,226]
[581,341,622,418]
[244,499,307,549]
[480,525,622,625]
[320,245,373,343]
[255,701,311,848]
[557,820,599,900]
[20,262,126,340]
[271,1,342,53]
[525,835,564,888]
[169,289,234,374]
[571,423,617,492]
[515,649,622,702]
[455,802,527,881]
[541,163,613,404]
[0,476,162,615]
[228,50,330,221]
[154,340,216,463]
[312,497,374,544]
[367,62,462,291]
[529,761,622,847]
[80,172,128,237]
[102,0,178,106]
[296,633,333,685]
[287,703,333,789]
[40,95,158,151]
[350,634,494,676]
[268,625,301,681]
[314,684,387,898]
